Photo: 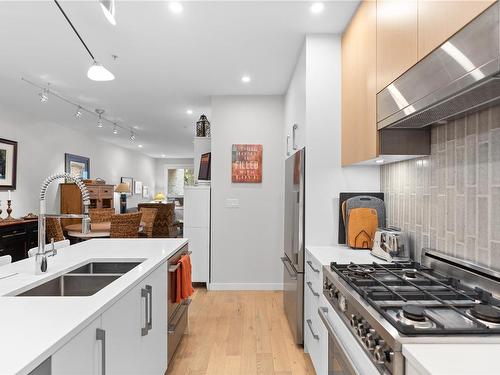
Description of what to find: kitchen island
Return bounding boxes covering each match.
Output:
[0,238,188,375]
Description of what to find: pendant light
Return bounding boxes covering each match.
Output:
[99,0,116,25]
[54,0,115,82]
[87,61,115,81]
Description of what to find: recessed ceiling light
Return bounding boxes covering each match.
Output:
[186,109,193,115]
[138,144,143,148]
[375,159,385,164]
[169,2,183,14]
[241,75,251,83]
[161,154,166,158]
[310,2,324,14]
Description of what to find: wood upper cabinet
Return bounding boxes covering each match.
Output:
[417,0,496,59]
[376,0,418,92]
[341,0,378,166]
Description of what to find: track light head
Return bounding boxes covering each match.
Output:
[130,131,136,141]
[39,90,48,103]
[95,108,105,128]
[75,106,83,118]
[113,124,118,134]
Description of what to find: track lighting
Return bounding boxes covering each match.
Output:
[23,78,138,140]
[99,0,116,26]
[95,109,105,128]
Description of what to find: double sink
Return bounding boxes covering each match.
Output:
[17,261,142,297]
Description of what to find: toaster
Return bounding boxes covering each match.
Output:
[371,227,410,262]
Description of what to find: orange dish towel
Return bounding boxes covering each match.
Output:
[179,254,195,299]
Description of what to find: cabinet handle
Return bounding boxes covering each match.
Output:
[306,281,320,297]
[306,260,320,273]
[146,285,153,331]
[96,328,106,375]
[306,319,319,340]
[292,124,298,150]
[141,287,149,336]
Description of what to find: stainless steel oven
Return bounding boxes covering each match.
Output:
[318,306,380,375]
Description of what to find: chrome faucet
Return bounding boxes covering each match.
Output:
[36,173,91,274]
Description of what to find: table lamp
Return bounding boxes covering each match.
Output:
[115,183,131,214]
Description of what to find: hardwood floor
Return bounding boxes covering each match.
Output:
[167,288,316,375]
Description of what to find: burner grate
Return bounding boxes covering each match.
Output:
[330,261,500,335]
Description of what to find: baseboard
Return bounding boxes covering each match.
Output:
[208,282,283,291]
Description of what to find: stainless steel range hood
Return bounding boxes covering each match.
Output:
[377,2,500,130]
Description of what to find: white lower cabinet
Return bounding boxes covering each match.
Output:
[51,263,167,375]
[304,250,327,375]
[51,317,101,375]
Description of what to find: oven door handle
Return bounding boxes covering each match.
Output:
[318,307,360,375]
[169,250,193,272]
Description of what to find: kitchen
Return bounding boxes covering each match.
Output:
[0,1,499,375]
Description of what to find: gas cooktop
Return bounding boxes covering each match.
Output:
[330,261,500,335]
[323,250,500,374]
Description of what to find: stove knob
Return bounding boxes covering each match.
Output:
[373,344,388,365]
[364,332,377,351]
[356,322,368,338]
[328,287,338,299]
[350,314,358,327]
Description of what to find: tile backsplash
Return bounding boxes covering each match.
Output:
[381,105,500,271]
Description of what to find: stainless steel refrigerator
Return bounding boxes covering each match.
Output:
[282,147,305,345]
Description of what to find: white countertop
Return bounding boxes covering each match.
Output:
[306,244,379,265]
[403,344,500,375]
[0,238,187,375]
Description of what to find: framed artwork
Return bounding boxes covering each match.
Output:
[142,185,149,199]
[120,177,134,196]
[134,180,143,195]
[65,153,90,180]
[231,144,263,183]
[0,138,17,190]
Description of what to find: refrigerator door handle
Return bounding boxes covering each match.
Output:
[281,256,297,280]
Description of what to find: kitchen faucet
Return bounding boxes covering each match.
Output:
[36,173,91,274]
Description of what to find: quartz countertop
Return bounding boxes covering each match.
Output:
[403,344,500,375]
[0,238,187,375]
[306,244,379,265]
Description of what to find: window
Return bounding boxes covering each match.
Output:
[167,168,194,197]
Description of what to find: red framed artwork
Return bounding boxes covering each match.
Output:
[231,144,263,183]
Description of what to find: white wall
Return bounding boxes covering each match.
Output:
[0,105,156,216]
[154,157,194,195]
[285,35,380,247]
[210,95,284,290]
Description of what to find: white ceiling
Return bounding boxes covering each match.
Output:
[0,0,359,158]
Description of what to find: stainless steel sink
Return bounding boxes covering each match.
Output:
[17,274,120,296]
[68,261,142,275]
[16,261,142,297]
